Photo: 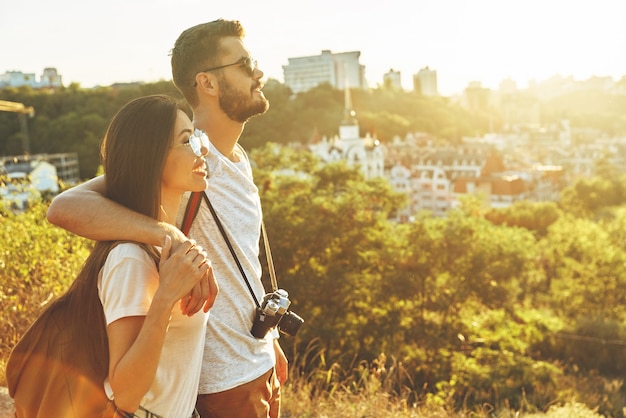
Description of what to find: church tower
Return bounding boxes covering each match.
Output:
[308,81,385,180]
[339,84,359,140]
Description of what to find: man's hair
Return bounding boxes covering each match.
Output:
[171,19,245,106]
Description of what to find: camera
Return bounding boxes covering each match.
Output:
[251,289,304,338]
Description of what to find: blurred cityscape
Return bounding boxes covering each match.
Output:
[2,50,626,219]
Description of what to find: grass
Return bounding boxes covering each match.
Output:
[280,383,608,417]
[277,340,611,418]
[0,340,613,417]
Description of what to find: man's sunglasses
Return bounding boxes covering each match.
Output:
[198,56,257,78]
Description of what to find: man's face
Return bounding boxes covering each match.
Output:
[217,72,269,123]
[215,37,269,123]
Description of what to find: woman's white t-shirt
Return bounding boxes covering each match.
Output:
[98,243,209,418]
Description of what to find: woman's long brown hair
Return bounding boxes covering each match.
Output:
[49,94,185,382]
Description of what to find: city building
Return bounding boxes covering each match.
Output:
[0,68,63,89]
[282,50,366,94]
[309,87,384,180]
[39,68,63,88]
[0,153,80,185]
[463,81,493,111]
[0,156,64,211]
[453,174,529,209]
[413,66,438,96]
[383,69,402,90]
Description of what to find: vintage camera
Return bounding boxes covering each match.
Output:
[251,289,304,338]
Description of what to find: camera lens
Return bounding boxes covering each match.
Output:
[265,300,280,315]
[278,311,304,336]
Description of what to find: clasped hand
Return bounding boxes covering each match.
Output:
[158,236,218,315]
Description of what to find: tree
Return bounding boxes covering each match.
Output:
[559,176,625,217]
[253,144,407,361]
[485,200,561,237]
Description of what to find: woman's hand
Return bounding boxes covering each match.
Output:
[157,236,211,306]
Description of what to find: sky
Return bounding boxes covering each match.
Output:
[2,0,625,96]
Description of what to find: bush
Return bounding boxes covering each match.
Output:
[0,201,92,385]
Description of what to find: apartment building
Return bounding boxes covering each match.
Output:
[0,68,63,89]
[282,50,367,94]
[413,66,438,96]
[383,69,402,90]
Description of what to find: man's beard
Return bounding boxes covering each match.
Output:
[218,76,269,123]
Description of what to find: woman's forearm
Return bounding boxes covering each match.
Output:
[107,298,174,412]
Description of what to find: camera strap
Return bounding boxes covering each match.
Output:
[181,191,279,308]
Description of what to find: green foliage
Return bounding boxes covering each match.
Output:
[253,143,407,361]
[485,200,561,237]
[0,82,182,177]
[537,213,626,321]
[2,147,626,416]
[352,89,487,142]
[559,175,626,217]
[443,302,563,411]
[4,79,625,182]
[0,201,92,381]
[543,89,626,136]
[552,318,626,377]
[251,143,625,416]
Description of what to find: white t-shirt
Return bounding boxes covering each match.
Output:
[179,142,277,394]
[98,243,209,417]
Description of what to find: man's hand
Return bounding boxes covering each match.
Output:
[176,237,219,316]
[181,257,218,316]
[168,224,219,316]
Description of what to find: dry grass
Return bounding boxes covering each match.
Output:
[278,339,611,418]
[280,384,608,418]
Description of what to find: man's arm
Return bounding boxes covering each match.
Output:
[47,175,184,246]
[48,175,212,315]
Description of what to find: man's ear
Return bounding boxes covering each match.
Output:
[196,73,218,94]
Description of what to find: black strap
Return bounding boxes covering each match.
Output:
[182,192,261,308]
[201,192,262,308]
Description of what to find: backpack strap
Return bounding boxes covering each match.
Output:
[181,191,204,236]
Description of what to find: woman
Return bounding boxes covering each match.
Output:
[7,94,218,417]
[99,93,218,417]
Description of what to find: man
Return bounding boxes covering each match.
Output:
[47,19,287,418]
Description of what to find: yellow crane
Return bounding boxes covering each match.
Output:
[0,100,35,153]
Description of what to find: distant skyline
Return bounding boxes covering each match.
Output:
[2,0,625,96]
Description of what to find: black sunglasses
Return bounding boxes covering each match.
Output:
[198,56,257,77]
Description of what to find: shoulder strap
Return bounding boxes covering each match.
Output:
[181,191,204,236]
[199,192,262,308]
[179,190,279,307]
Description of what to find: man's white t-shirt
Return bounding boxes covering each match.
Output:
[180,142,277,395]
[98,243,209,417]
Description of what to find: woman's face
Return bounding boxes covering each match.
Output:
[161,110,209,196]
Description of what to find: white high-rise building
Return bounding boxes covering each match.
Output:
[383,69,402,90]
[282,50,367,94]
[40,68,63,88]
[413,66,438,96]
